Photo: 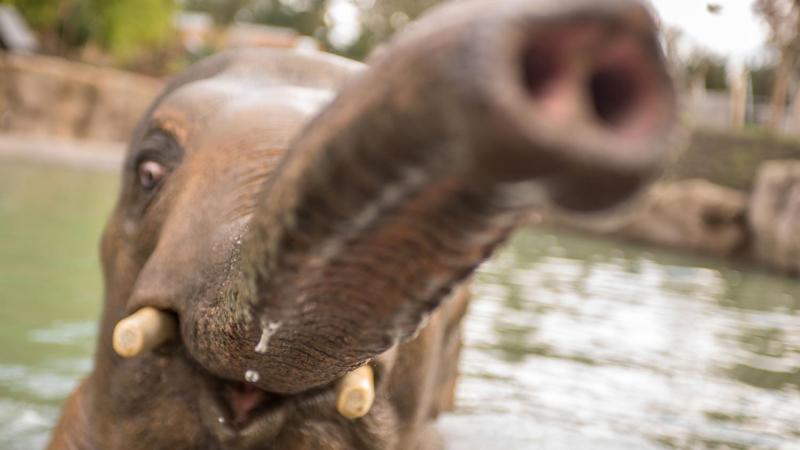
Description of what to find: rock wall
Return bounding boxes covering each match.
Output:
[0,53,163,142]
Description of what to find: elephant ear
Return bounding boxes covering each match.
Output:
[185,0,679,395]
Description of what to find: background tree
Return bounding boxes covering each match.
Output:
[658,24,728,93]
[0,0,59,29]
[347,0,441,58]
[749,63,777,99]
[1,0,176,63]
[241,0,329,43]
[87,0,176,62]
[685,49,729,92]
[661,25,684,82]
[185,0,250,25]
[753,0,800,131]
[186,0,444,60]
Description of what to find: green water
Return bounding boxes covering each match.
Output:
[1,160,799,449]
[0,161,116,449]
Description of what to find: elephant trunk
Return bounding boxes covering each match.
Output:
[186,0,680,394]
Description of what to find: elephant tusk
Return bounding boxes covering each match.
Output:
[112,307,177,358]
[335,365,375,420]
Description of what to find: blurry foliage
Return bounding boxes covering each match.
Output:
[1,0,176,63]
[5,0,448,65]
[186,0,443,60]
[240,0,328,39]
[185,0,249,24]
[345,0,441,58]
[2,0,453,73]
[704,61,728,91]
[749,64,776,99]
[87,0,176,61]
[1,0,58,28]
[662,26,729,93]
[55,1,91,50]
[685,50,728,91]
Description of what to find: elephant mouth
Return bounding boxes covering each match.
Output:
[221,381,282,427]
[196,364,336,447]
[199,373,291,445]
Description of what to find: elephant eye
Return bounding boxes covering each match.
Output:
[137,160,167,190]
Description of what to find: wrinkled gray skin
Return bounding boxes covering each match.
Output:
[49,0,679,449]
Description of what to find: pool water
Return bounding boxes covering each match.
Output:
[1,160,799,450]
[0,161,116,449]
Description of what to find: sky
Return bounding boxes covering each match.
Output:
[648,0,769,64]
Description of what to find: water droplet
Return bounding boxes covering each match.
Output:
[245,369,260,383]
[254,321,282,354]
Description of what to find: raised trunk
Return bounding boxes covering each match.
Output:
[186,0,680,394]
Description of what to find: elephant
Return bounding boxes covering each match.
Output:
[48,0,679,448]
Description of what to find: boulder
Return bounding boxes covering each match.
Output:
[555,179,749,257]
[620,179,748,256]
[749,160,800,273]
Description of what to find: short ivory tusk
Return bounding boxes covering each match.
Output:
[336,365,375,420]
[112,307,177,358]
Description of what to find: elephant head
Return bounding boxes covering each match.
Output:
[49,0,679,449]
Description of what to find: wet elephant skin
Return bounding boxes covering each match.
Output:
[48,0,679,449]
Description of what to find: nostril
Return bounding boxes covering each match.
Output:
[522,43,562,98]
[588,65,640,128]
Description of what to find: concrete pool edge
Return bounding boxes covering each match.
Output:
[0,134,124,172]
